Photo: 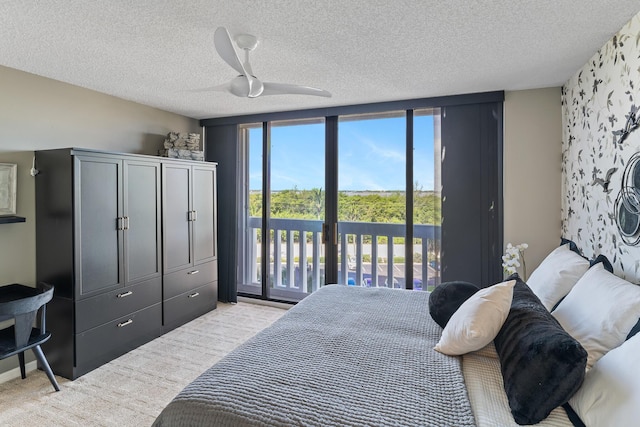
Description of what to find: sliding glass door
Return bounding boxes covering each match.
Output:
[237,124,263,296]
[335,110,441,291]
[337,112,407,288]
[268,119,326,300]
[412,109,442,290]
[238,110,442,302]
[237,119,327,300]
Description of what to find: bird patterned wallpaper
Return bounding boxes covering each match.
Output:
[561,12,640,281]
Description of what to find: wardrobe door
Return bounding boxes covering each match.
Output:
[74,155,124,298]
[162,163,193,273]
[192,165,217,264]
[123,159,162,285]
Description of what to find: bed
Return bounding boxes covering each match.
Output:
[154,239,640,426]
[152,284,572,427]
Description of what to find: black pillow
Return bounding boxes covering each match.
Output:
[494,274,587,425]
[428,281,479,329]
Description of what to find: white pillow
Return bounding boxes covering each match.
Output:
[526,244,590,311]
[569,333,640,426]
[434,280,515,356]
[552,263,640,368]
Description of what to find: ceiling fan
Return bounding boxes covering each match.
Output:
[208,27,331,99]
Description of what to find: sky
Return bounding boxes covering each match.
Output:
[248,113,437,192]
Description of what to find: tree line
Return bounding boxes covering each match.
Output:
[249,187,441,225]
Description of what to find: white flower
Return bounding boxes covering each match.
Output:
[502,242,528,280]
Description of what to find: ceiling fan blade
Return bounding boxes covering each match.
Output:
[214,27,245,75]
[188,83,230,92]
[246,77,264,98]
[262,82,331,97]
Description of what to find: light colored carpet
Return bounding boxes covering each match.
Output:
[0,302,287,427]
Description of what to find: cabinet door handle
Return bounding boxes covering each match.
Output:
[117,319,133,328]
[124,217,130,230]
[192,210,197,221]
[117,291,133,298]
[188,292,200,298]
[116,217,123,230]
[188,270,200,275]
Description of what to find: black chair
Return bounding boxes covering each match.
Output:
[0,282,60,391]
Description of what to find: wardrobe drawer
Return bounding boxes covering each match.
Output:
[163,281,217,329]
[75,303,162,369]
[75,277,162,333]
[163,261,217,300]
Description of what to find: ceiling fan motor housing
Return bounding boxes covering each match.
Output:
[230,75,263,97]
[235,34,258,51]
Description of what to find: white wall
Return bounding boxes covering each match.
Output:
[503,88,563,276]
[0,65,201,154]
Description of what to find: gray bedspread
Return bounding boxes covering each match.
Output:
[153,285,476,427]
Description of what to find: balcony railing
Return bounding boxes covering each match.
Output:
[242,217,441,301]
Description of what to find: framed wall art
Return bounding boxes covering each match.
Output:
[0,163,17,216]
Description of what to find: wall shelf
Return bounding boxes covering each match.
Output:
[0,216,26,224]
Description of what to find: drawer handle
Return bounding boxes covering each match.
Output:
[188,270,200,275]
[118,319,133,328]
[188,292,200,298]
[117,291,133,298]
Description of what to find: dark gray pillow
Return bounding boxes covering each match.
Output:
[494,274,587,425]
[428,281,479,329]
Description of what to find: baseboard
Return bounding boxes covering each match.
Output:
[237,296,292,310]
[0,361,37,384]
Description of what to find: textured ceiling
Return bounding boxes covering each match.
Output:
[0,1,638,120]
